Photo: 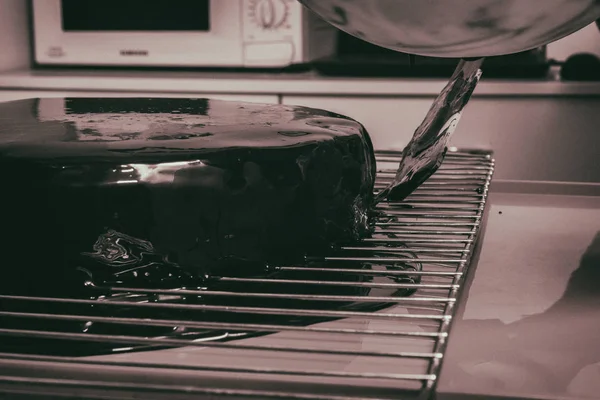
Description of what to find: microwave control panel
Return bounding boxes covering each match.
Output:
[243,0,298,40]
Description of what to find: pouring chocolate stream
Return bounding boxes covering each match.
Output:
[297,0,600,202]
[375,58,483,203]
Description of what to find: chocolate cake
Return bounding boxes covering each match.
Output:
[0,97,376,295]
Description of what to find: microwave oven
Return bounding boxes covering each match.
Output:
[31,0,338,68]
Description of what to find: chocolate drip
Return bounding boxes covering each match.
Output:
[376,59,483,202]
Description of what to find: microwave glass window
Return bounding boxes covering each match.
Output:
[60,0,210,31]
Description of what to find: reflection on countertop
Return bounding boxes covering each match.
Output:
[437,189,600,400]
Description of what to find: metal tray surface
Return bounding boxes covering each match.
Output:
[437,183,600,400]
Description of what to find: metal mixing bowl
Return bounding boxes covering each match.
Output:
[299,0,600,57]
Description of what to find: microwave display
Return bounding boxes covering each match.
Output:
[60,0,210,31]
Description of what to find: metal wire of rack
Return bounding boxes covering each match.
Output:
[0,149,494,400]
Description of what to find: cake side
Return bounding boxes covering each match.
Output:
[0,97,376,293]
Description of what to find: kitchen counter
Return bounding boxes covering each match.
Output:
[1,68,600,97]
[437,182,600,400]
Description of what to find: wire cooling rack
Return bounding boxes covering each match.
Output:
[0,149,494,400]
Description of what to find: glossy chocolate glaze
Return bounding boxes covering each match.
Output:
[0,97,392,356]
[0,97,376,281]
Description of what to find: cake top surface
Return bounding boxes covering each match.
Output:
[0,97,365,163]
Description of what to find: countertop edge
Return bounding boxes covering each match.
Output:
[490,180,600,197]
[1,68,600,97]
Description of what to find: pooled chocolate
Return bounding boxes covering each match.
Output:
[0,97,376,294]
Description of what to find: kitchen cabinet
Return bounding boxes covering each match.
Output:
[282,95,600,183]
